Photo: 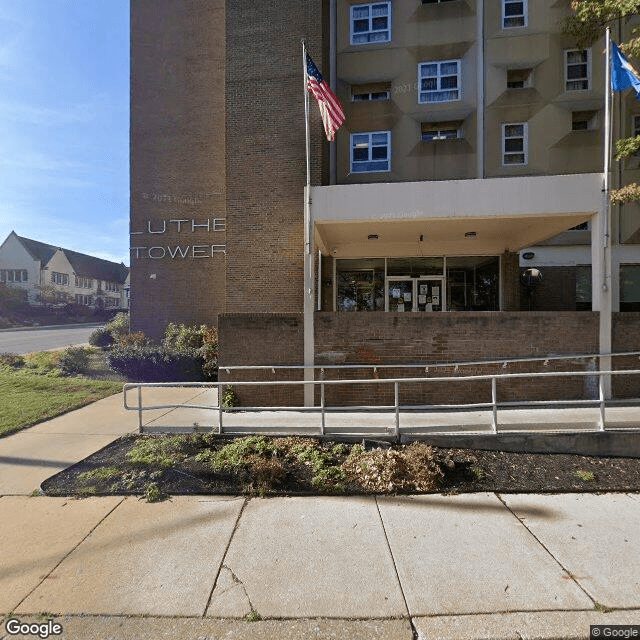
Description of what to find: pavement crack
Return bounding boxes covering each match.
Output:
[495,492,597,606]
[374,496,415,636]
[203,497,248,617]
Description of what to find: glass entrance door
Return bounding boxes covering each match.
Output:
[386,277,445,311]
[416,278,444,312]
[386,278,413,312]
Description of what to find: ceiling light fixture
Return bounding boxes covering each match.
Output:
[464,231,477,238]
[368,234,379,240]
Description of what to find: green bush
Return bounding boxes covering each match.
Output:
[89,326,114,348]
[106,344,205,382]
[58,346,90,376]
[163,323,218,380]
[106,312,130,345]
[221,385,239,408]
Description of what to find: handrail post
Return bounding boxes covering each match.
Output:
[491,377,498,433]
[598,372,606,431]
[218,382,223,435]
[394,382,400,440]
[321,381,325,435]
[137,385,143,433]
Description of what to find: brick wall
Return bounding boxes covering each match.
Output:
[217,311,637,406]
[612,312,640,398]
[218,314,305,406]
[224,0,327,314]
[130,0,226,340]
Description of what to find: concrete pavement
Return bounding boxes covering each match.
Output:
[1,493,640,639]
[1,391,640,638]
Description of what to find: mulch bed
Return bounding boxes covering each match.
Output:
[40,434,640,498]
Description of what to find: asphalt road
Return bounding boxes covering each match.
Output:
[0,324,104,355]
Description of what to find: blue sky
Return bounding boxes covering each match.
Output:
[0,1,129,265]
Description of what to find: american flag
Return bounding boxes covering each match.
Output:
[306,53,345,141]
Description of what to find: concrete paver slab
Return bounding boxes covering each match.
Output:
[0,496,122,613]
[17,496,244,616]
[0,432,126,495]
[502,493,640,608]
[377,493,593,616]
[1,616,414,640]
[208,496,406,618]
[413,609,640,640]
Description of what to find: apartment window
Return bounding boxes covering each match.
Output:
[565,49,591,91]
[421,121,462,140]
[632,115,640,137]
[75,294,93,306]
[351,83,391,102]
[51,272,69,286]
[350,2,391,45]
[502,123,528,165]
[351,131,391,172]
[104,281,120,292]
[572,110,598,131]
[74,276,93,289]
[0,269,28,283]
[507,68,532,89]
[620,264,640,311]
[502,0,527,28]
[418,60,460,103]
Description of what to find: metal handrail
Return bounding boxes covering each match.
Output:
[220,351,640,373]
[123,367,640,437]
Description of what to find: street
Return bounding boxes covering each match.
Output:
[0,324,103,355]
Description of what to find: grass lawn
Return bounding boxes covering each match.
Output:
[0,350,123,437]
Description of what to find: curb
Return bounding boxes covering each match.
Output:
[0,322,105,333]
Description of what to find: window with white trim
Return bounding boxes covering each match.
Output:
[502,122,528,165]
[51,271,69,286]
[565,49,591,91]
[350,2,391,45]
[0,269,28,283]
[418,60,460,103]
[75,294,93,306]
[421,121,462,140]
[104,281,120,292]
[350,131,390,173]
[502,0,526,28]
[75,276,93,289]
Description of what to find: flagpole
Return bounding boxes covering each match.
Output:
[600,26,612,398]
[302,39,314,407]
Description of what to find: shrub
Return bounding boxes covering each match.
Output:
[106,344,205,382]
[106,312,130,345]
[0,353,25,369]
[163,322,218,380]
[221,385,239,408]
[58,346,90,376]
[89,326,114,348]
[116,331,149,347]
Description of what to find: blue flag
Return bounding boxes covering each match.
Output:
[611,41,640,99]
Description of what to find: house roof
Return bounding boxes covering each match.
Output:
[15,234,129,284]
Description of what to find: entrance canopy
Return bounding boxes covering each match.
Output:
[312,173,602,258]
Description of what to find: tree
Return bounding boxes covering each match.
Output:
[563,0,640,203]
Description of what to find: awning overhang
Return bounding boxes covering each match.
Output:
[311,173,601,257]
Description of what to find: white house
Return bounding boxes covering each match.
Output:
[0,232,129,310]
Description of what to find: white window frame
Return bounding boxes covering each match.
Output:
[51,271,69,286]
[0,269,28,283]
[565,48,591,91]
[418,59,461,104]
[502,122,528,166]
[350,2,391,46]
[502,0,527,28]
[350,131,391,173]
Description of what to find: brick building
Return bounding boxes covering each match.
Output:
[130,0,640,405]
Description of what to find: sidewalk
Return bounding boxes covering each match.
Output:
[1,393,639,639]
[1,493,639,639]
